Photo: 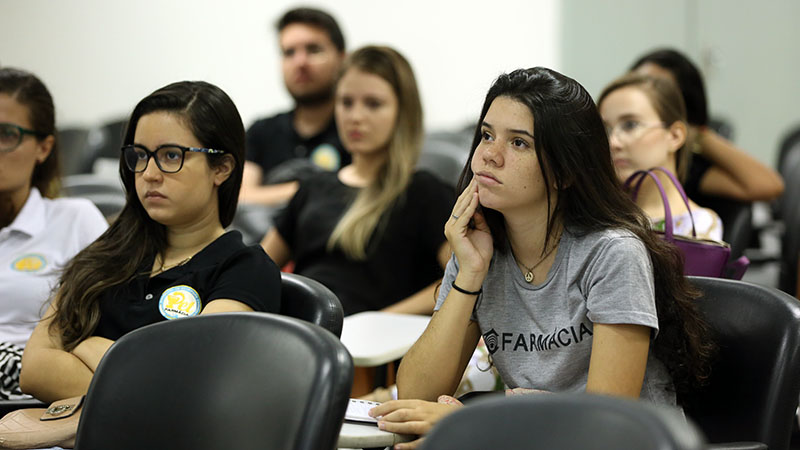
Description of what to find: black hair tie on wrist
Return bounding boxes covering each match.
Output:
[452,281,482,296]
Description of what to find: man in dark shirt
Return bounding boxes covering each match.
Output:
[240,8,349,205]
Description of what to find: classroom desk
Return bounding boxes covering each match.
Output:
[340,312,431,367]
[338,421,415,448]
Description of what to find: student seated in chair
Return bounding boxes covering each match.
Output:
[20,81,281,403]
[370,68,715,449]
[597,73,723,240]
[261,46,452,316]
[630,49,783,203]
[0,68,107,401]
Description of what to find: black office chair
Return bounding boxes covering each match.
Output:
[280,272,344,338]
[778,201,800,297]
[698,198,752,261]
[682,277,800,450]
[230,203,278,245]
[419,135,469,187]
[74,312,353,450]
[57,127,93,176]
[419,394,705,450]
[60,174,127,220]
[1,276,343,418]
[773,125,800,221]
[777,124,800,183]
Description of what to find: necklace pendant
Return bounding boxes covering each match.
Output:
[524,270,534,283]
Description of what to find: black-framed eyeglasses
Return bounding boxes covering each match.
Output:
[0,122,47,153]
[121,144,226,173]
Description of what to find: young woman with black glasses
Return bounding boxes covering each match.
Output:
[20,81,281,403]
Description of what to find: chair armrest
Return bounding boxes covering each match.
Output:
[707,442,768,450]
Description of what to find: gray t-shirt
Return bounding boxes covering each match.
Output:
[436,227,677,406]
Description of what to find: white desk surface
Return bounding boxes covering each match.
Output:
[340,311,431,367]
[338,421,414,448]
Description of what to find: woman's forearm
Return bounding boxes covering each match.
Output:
[698,130,784,201]
[396,274,482,401]
[20,348,94,403]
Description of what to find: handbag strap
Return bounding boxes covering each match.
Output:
[623,167,698,239]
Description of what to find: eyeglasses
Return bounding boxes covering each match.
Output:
[0,122,47,153]
[121,144,226,173]
[605,120,666,144]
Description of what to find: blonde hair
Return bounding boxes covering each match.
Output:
[598,73,692,182]
[327,46,423,260]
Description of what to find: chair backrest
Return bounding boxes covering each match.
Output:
[777,123,800,181]
[280,272,344,338]
[60,174,126,221]
[230,204,277,245]
[683,277,800,449]
[775,125,800,220]
[57,127,92,176]
[697,197,752,260]
[419,135,469,187]
[779,201,800,296]
[419,394,705,450]
[75,312,353,450]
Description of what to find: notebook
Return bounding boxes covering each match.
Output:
[345,398,380,423]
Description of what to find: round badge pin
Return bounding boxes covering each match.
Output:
[310,144,341,171]
[158,285,202,320]
[11,254,47,272]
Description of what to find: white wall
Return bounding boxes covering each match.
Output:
[559,0,800,167]
[0,0,561,133]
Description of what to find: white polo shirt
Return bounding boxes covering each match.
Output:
[0,188,107,347]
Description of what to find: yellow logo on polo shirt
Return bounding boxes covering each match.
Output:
[159,285,202,320]
[310,144,341,171]
[11,254,47,272]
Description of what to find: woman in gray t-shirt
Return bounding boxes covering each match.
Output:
[370,67,715,449]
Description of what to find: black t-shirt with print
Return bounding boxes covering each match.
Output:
[93,231,281,341]
[274,170,454,315]
[245,111,350,182]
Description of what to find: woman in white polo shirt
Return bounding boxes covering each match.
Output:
[0,68,107,400]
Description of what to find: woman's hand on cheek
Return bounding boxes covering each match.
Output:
[369,399,462,449]
[444,178,494,279]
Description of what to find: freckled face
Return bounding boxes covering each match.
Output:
[470,96,547,214]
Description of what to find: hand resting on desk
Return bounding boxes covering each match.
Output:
[369,396,462,450]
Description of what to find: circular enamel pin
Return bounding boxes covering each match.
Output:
[158,285,202,320]
[310,144,341,171]
[11,254,47,272]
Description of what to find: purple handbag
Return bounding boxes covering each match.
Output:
[624,167,735,278]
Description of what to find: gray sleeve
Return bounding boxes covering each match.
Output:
[434,254,458,311]
[583,236,659,334]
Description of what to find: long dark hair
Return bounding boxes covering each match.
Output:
[0,68,60,198]
[630,49,709,127]
[51,81,245,351]
[458,67,714,400]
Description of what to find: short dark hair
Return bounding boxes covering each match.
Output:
[630,48,709,127]
[276,7,345,52]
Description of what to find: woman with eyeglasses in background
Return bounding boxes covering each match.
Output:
[598,73,723,240]
[631,49,783,203]
[0,68,107,401]
[20,81,281,406]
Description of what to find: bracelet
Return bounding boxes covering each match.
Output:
[452,281,482,296]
